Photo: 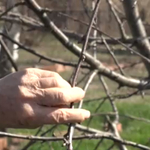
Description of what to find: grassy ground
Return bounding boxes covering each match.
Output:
[8,34,150,150]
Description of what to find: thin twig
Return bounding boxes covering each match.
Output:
[107,143,115,150]
[5,5,150,89]
[58,12,150,64]
[99,76,119,122]
[80,0,91,19]
[0,38,18,71]
[101,35,125,75]
[87,98,106,126]
[71,70,98,148]
[0,132,149,150]
[21,126,43,150]
[106,0,127,39]
[84,90,139,103]
[0,33,90,69]
[91,112,150,124]
[67,1,101,149]
[76,70,91,86]
[94,139,104,150]
[78,70,98,109]
[0,2,25,18]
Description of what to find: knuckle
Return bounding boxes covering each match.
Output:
[40,88,46,97]
[52,77,60,87]
[35,79,41,88]
[52,72,60,78]
[24,68,32,75]
[57,91,66,103]
[52,77,70,88]
[52,110,67,123]
[37,89,46,100]
[36,89,48,106]
[21,103,35,127]
[24,68,39,78]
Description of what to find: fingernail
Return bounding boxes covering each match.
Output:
[84,110,91,119]
[74,87,85,98]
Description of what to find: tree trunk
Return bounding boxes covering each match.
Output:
[0,0,21,149]
[123,0,150,76]
[0,0,21,77]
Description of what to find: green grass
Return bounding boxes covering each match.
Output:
[7,34,150,150]
[14,98,150,150]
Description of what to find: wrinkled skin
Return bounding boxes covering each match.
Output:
[0,68,90,128]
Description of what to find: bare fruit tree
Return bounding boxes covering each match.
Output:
[1,0,150,150]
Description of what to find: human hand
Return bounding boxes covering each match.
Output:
[0,68,90,128]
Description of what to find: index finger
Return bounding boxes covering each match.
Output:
[37,87,85,106]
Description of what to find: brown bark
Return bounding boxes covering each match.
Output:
[0,0,21,149]
[123,0,150,76]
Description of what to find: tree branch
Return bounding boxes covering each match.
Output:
[123,0,150,76]
[0,132,149,150]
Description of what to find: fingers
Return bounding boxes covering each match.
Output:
[37,87,85,106]
[25,68,60,78]
[38,77,71,89]
[35,107,90,125]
